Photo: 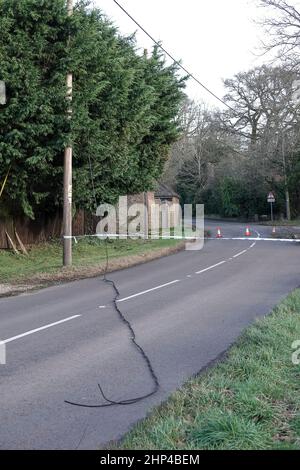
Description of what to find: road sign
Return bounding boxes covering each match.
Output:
[267,192,275,222]
[267,192,275,203]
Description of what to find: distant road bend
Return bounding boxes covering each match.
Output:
[0,220,299,449]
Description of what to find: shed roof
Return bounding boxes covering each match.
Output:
[154,182,179,199]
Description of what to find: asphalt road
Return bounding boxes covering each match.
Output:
[0,220,299,449]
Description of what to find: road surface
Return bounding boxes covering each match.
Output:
[0,220,299,449]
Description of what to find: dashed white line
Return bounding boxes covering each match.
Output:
[2,232,262,345]
[195,260,226,275]
[233,249,248,258]
[117,279,180,303]
[2,315,81,344]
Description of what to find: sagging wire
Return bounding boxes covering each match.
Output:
[65,155,160,408]
[113,0,236,112]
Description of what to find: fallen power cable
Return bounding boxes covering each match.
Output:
[65,238,160,408]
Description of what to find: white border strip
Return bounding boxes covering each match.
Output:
[63,234,300,242]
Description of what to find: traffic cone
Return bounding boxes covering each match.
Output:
[216,227,222,238]
[245,227,251,237]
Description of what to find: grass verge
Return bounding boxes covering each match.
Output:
[113,289,300,450]
[0,237,184,285]
[261,219,300,227]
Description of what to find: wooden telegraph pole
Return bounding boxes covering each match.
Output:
[63,0,73,266]
[281,132,291,221]
[0,80,6,105]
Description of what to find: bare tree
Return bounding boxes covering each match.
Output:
[171,103,236,202]
[258,0,300,68]
[163,99,215,188]
[222,65,297,146]
[222,63,300,219]
[164,66,300,218]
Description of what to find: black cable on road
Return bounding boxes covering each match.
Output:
[65,238,160,408]
[65,158,160,408]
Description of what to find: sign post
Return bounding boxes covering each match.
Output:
[267,192,275,222]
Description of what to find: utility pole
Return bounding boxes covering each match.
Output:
[63,0,73,266]
[282,132,291,221]
[0,81,6,105]
[143,191,149,239]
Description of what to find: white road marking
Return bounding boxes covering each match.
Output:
[117,280,180,303]
[112,231,261,303]
[210,236,299,242]
[248,237,300,242]
[0,228,283,347]
[233,249,248,258]
[195,260,226,275]
[195,229,260,274]
[2,315,81,344]
[1,229,262,347]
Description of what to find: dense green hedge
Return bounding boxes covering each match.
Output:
[0,0,185,218]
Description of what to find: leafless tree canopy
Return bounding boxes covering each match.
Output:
[164,61,300,217]
[222,65,298,144]
[161,2,300,218]
[162,100,235,192]
[258,0,300,67]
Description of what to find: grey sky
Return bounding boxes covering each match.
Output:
[96,0,269,109]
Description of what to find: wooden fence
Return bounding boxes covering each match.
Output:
[0,210,89,249]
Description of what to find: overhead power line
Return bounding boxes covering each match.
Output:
[113,0,235,111]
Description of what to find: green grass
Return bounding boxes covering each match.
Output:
[0,237,181,283]
[114,290,300,450]
[261,219,300,227]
